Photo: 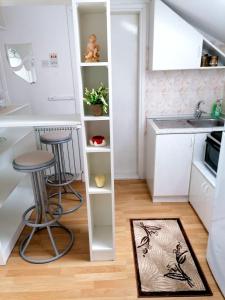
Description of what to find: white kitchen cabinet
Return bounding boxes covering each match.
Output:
[189,163,214,231]
[149,0,203,70]
[146,121,194,201]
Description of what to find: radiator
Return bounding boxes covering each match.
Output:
[35,126,83,180]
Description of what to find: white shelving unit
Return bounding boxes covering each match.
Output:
[0,106,36,265]
[72,0,115,261]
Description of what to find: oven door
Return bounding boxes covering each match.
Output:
[204,136,220,175]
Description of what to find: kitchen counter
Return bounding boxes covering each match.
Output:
[0,104,81,128]
[0,114,81,128]
[0,104,29,116]
[148,116,225,134]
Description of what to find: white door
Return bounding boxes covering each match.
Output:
[111,13,139,179]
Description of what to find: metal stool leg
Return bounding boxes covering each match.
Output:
[19,171,74,264]
[47,142,83,215]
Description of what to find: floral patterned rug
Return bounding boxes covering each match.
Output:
[130,218,212,297]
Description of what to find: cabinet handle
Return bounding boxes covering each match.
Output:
[201,182,206,190]
[201,182,209,193]
[204,184,209,193]
[190,136,194,148]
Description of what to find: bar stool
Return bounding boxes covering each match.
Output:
[40,131,83,215]
[13,150,74,264]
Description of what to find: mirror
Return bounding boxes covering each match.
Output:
[5,43,37,84]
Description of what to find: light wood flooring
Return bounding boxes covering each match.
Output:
[0,180,223,300]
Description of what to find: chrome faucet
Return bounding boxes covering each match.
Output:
[194,100,207,119]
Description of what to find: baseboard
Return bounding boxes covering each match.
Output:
[115,174,139,180]
[152,196,189,203]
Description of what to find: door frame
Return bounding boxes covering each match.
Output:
[0,49,9,104]
[111,1,147,179]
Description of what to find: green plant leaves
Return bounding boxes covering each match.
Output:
[83,82,109,113]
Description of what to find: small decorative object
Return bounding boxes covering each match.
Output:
[209,55,218,67]
[94,175,106,188]
[83,83,108,116]
[201,54,209,67]
[89,135,106,147]
[85,34,100,63]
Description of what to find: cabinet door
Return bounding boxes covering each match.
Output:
[154,134,194,196]
[207,132,225,295]
[189,164,214,231]
[149,0,203,70]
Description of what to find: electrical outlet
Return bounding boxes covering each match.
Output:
[49,52,58,67]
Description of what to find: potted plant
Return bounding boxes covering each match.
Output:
[83,83,108,116]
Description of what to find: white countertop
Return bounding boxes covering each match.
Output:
[0,104,29,116]
[0,114,81,128]
[148,117,225,134]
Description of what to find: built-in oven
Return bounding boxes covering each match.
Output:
[204,131,222,175]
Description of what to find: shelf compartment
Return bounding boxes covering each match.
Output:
[85,120,110,151]
[201,39,225,67]
[87,152,111,194]
[89,175,111,194]
[0,176,33,265]
[91,226,114,261]
[82,66,109,117]
[77,2,108,63]
[89,194,114,260]
[92,225,113,250]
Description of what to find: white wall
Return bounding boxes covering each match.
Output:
[145,69,225,117]
[0,5,77,115]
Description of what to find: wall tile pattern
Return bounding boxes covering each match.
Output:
[145,69,225,117]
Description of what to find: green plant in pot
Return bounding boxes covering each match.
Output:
[83,83,109,116]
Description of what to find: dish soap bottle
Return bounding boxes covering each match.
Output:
[211,98,223,119]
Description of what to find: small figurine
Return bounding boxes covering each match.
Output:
[94,175,106,188]
[85,34,100,63]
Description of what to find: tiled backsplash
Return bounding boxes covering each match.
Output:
[145,69,225,117]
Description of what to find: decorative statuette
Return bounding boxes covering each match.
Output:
[85,34,100,63]
[94,175,106,188]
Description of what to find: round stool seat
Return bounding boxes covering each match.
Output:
[40,131,72,144]
[13,150,55,172]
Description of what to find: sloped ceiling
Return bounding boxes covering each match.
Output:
[163,0,225,43]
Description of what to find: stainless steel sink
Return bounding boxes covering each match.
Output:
[187,118,224,128]
[153,119,192,129]
[153,117,225,129]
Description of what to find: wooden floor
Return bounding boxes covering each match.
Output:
[0,180,223,300]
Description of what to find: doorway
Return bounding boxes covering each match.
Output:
[111,13,139,179]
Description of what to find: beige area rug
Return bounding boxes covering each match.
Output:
[130,219,212,297]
